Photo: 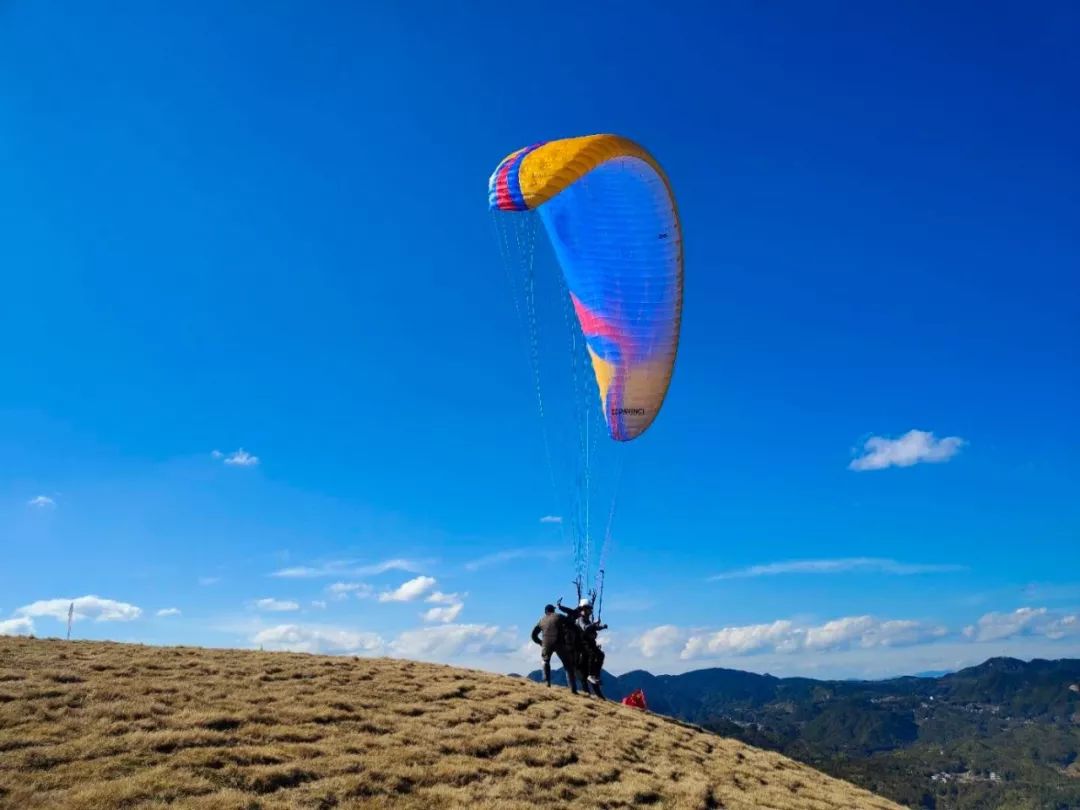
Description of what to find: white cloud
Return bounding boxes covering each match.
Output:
[633,624,687,658]
[963,607,1080,642]
[850,429,965,471]
[390,623,518,660]
[711,557,965,581]
[311,600,327,610]
[633,615,948,661]
[326,582,374,600]
[217,448,259,467]
[254,598,300,612]
[27,495,56,509]
[423,603,464,623]
[684,620,801,658]
[425,591,461,604]
[583,608,1080,678]
[539,515,563,524]
[420,591,465,623]
[354,559,423,576]
[156,608,181,617]
[515,639,543,666]
[253,624,384,655]
[803,616,946,651]
[379,576,437,603]
[274,567,320,579]
[272,558,422,579]
[16,596,142,623]
[1055,615,1080,638]
[463,548,563,572]
[198,576,221,586]
[623,608,1080,674]
[0,617,34,636]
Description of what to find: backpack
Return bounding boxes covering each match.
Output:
[621,688,647,710]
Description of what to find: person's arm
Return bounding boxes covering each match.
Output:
[531,624,542,645]
[558,605,578,619]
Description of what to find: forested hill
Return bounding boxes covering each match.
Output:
[529,657,1080,809]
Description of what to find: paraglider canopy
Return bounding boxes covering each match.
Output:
[489,133,683,613]
[488,134,683,442]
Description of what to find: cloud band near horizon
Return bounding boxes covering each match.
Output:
[710,557,966,581]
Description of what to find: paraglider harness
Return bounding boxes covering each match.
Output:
[562,573,607,683]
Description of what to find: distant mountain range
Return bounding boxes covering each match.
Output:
[526,657,1080,809]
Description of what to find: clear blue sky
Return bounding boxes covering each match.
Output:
[2,1,1077,677]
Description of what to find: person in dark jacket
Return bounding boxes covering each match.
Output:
[558,599,608,698]
[531,604,578,694]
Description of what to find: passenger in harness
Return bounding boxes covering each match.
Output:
[580,615,608,699]
[558,598,608,699]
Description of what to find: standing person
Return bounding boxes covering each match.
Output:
[531,604,579,694]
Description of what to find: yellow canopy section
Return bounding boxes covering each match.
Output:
[490,134,675,212]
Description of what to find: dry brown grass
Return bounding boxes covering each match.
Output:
[0,637,902,809]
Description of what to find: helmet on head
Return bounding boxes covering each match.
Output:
[579,598,591,609]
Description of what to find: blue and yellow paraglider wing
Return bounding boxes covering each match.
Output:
[489,135,682,441]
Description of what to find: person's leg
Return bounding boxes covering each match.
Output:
[556,649,578,694]
[541,648,553,686]
[580,649,592,694]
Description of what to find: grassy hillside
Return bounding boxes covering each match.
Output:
[0,637,901,809]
